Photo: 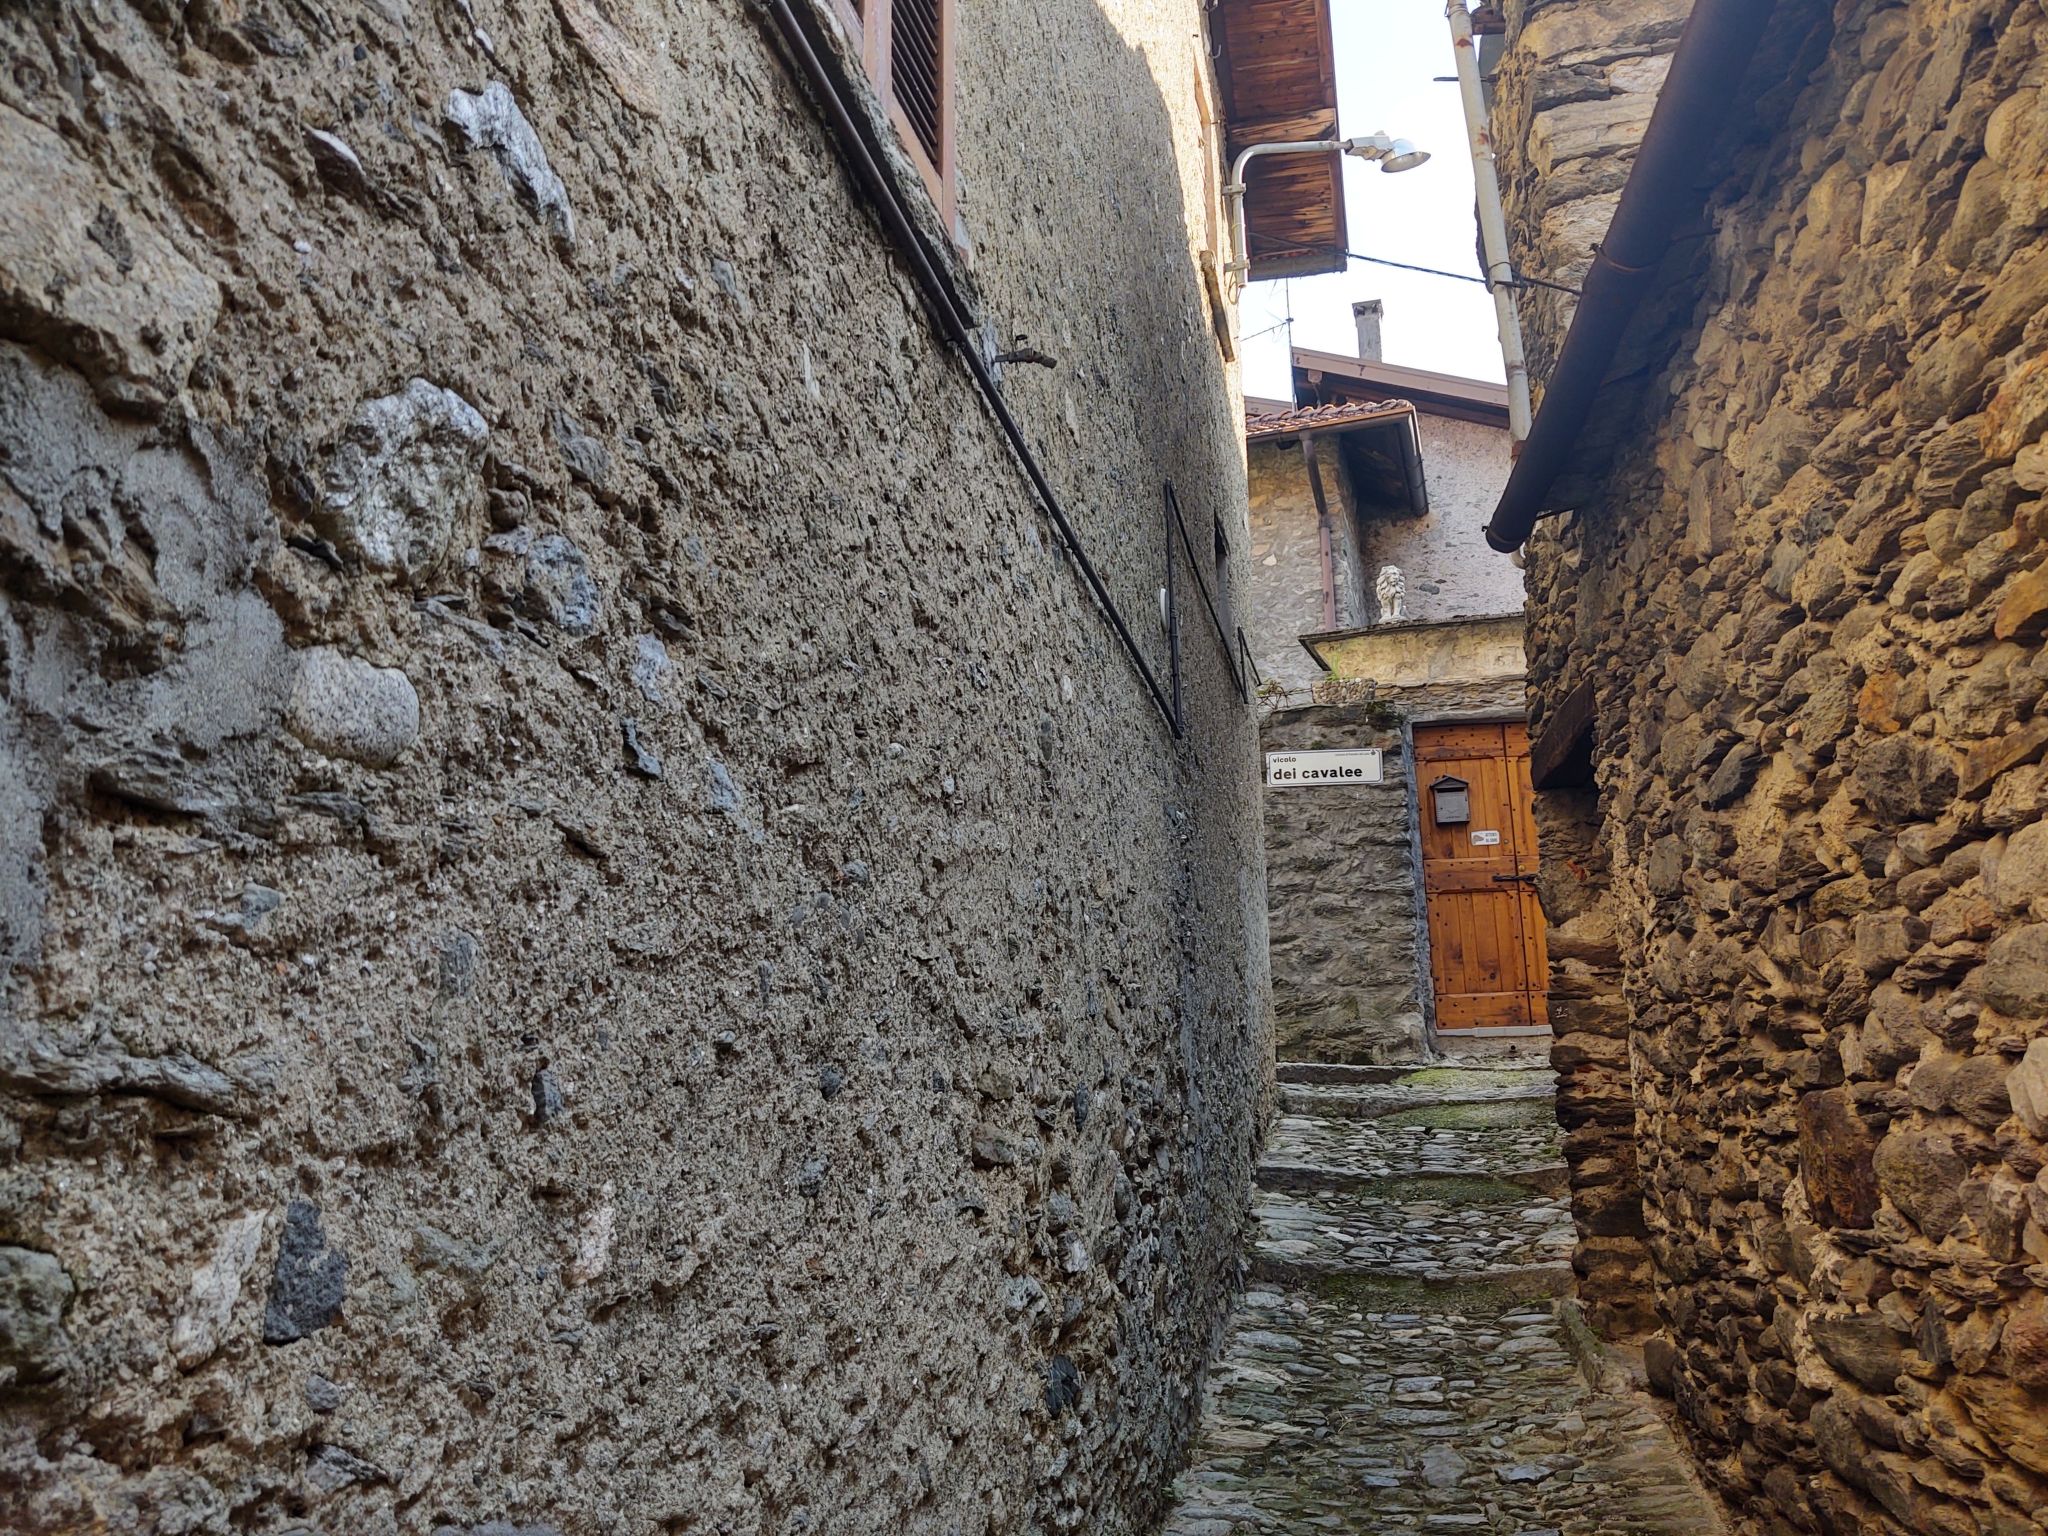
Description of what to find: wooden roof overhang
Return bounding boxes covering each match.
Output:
[1211,0,1348,281]
[1292,346,1513,428]
[1244,399,1428,517]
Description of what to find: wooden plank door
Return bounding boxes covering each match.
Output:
[1416,722,1549,1030]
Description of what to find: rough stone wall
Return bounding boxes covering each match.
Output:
[1260,706,1424,1063]
[1531,784,1655,1337]
[1246,437,1363,691]
[1517,1,2048,1530]
[0,2,1274,1533]
[1491,0,1691,1348]
[1490,0,1692,390]
[1353,414,1520,622]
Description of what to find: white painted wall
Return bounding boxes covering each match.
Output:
[1356,414,1521,624]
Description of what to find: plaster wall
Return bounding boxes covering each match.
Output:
[1312,616,1527,703]
[1245,412,1516,696]
[1353,414,1521,623]
[1246,435,1365,693]
[0,1,1274,1532]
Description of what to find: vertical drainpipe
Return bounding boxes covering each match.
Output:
[1447,0,1533,444]
[1301,433,1340,630]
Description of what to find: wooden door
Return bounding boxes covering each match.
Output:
[1416,722,1549,1030]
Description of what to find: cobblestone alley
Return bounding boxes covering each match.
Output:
[1163,1062,1724,1536]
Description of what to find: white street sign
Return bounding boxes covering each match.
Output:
[1265,748,1384,787]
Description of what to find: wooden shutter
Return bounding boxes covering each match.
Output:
[889,0,944,167]
[832,0,955,224]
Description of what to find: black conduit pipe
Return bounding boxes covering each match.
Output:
[759,0,1185,737]
[1484,0,1781,553]
[1165,482,1250,702]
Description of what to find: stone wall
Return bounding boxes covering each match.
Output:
[1491,0,1690,1348]
[1531,783,1655,1338]
[1247,436,1364,692]
[0,1,1274,1531]
[1512,0,2048,1529]
[1261,706,1425,1062]
[1490,0,1692,389]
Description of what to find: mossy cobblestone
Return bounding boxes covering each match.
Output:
[1163,1063,1723,1535]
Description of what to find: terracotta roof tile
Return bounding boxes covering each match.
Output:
[1243,398,1415,441]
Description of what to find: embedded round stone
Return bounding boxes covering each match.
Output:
[286,647,420,767]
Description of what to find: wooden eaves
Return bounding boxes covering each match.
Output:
[1292,346,1513,429]
[1210,0,1349,281]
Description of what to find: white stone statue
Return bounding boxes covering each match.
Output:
[1375,564,1406,625]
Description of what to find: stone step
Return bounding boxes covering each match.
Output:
[1248,1254,1576,1295]
[1257,1157,1570,1197]
[1277,1081,1557,1121]
[1165,1065,1722,1536]
[1273,1060,1421,1085]
[1261,1110,1566,1186]
[1248,1180,1577,1285]
[1163,1284,1726,1536]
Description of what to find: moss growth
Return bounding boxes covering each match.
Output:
[1302,1269,1566,1314]
[1379,1097,1557,1130]
[1401,1067,1547,1091]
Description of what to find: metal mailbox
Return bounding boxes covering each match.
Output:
[1429,774,1471,825]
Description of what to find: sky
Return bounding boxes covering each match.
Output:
[1238,1,1506,401]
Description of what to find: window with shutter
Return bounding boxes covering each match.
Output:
[830,0,955,224]
[889,0,944,167]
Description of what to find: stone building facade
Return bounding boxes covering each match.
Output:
[1245,328,1522,697]
[1486,0,1698,1346]
[1488,0,1692,386]
[1496,0,2048,1528]
[1246,320,1523,1062]
[0,1,1283,1531]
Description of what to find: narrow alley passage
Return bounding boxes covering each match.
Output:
[1163,1062,1723,1536]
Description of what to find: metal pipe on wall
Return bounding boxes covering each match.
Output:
[1227,137,1345,283]
[1226,133,1429,285]
[1446,0,1532,443]
[1301,433,1340,630]
[758,0,1186,736]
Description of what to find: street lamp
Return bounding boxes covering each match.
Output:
[1225,132,1430,284]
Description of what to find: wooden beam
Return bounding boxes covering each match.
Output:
[1531,677,1597,790]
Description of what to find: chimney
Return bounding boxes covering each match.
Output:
[1353,299,1384,361]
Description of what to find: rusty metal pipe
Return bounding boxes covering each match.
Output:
[1302,433,1339,630]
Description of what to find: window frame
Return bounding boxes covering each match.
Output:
[829,0,957,229]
